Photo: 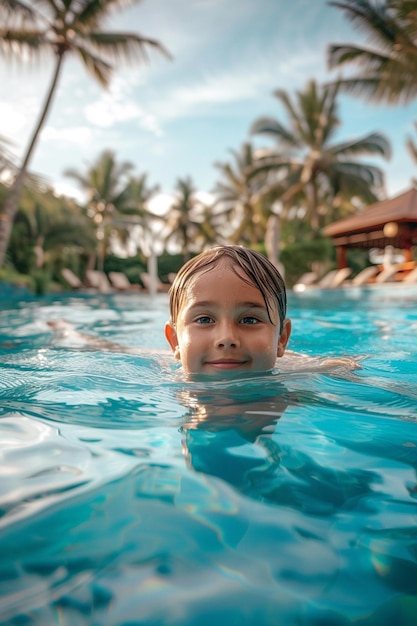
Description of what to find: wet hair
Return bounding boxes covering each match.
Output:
[169,245,287,330]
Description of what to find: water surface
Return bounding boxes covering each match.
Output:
[1,285,416,625]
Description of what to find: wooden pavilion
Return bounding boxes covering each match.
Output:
[323,187,417,269]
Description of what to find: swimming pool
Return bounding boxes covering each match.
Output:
[1,284,417,625]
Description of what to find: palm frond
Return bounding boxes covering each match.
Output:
[328,43,397,70]
[330,132,391,159]
[80,31,171,63]
[329,160,385,188]
[75,44,112,86]
[0,28,50,59]
[0,0,38,21]
[328,0,417,103]
[250,116,301,147]
[63,168,89,189]
[74,0,142,29]
[406,121,417,163]
[328,1,398,47]
[329,72,417,103]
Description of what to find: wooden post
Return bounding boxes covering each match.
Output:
[337,245,347,269]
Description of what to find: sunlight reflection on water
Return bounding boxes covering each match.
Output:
[0,287,417,625]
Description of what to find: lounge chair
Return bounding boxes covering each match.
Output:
[316,268,351,288]
[329,267,352,288]
[293,272,318,293]
[375,264,400,284]
[85,270,113,293]
[350,266,378,287]
[140,272,170,293]
[108,272,142,291]
[61,268,83,290]
[317,269,339,288]
[402,266,417,284]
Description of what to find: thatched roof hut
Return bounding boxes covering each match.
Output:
[323,187,417,268]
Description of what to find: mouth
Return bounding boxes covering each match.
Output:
[204,359,248,370]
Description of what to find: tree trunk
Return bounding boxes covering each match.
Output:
[265,214,285,277]
[308,179,320,231]
[34,234,45,268]
[0,53,65,267]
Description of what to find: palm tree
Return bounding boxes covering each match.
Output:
[111,172,161,256]
[65,149,134,218]
[213,143,271,245]
[0,0,170,267]
[164,177,217,260]
[66,150,161,265]
[250,80,390,230]
[328,0,417,104]
[65,149,135,269]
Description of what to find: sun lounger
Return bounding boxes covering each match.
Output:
[402,266,417,284]
[350,266,378,286]
[294,268,352,291]
[85,270,113,293]
[314,268,352,289]
[330,267,352,288]
[293,272,318,292]
[375,264,400,284]
[140,272,170,293]
[108,272,141,291]
[317,269,339,288]
[61,268,83,290]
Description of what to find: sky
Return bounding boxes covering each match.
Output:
[1,0,417,208]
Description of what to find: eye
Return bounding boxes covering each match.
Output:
[240,316,260,325]
[195,316,214,324]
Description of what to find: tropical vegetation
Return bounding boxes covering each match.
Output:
[328,0,417,104]
[213,143,273,245]
[164,177,220,261]
[0,0,170,268]
[7,182,96,293]
[249,80,390,231]
[64,149,161,270]
[2,0,417,293]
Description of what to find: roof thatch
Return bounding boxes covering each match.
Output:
[324,187,417,237]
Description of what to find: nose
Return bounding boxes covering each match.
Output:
[214,321,240,349]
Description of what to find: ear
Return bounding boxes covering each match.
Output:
[165,322,180,358]
[277,318,291,358]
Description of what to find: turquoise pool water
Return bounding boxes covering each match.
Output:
[1,285,417,625]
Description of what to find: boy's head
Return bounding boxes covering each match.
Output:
[165,245,291,376]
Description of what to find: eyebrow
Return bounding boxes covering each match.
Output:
[187,301,268,311]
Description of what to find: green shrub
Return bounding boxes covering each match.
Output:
[281,237,334,286]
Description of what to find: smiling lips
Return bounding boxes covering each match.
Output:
[205,359,248,369]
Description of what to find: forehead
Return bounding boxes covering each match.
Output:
[186,260,256,295]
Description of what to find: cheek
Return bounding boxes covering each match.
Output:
[177,327,192,349]
[262,345,277,364]
[254,331,280,360]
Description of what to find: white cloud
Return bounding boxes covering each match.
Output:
[147,190,214,218]
[83,74,163,136]
[52,180,86,203]
[41,125,93,144]
[196,190,215,205]
[84,98,143,128]
[148,193,174,215]
[138,114,163,137]
[0,102,27,136]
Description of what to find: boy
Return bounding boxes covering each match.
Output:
[165,245,292,376]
